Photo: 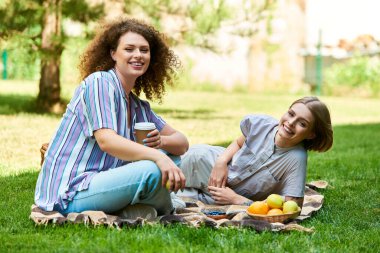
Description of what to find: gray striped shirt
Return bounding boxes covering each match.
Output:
[228,115,307,200]
[180,114,307,204]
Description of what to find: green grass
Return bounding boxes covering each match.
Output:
[1,80,380,252]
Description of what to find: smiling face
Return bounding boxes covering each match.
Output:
[276,103,316,148]
[111,32,151,87]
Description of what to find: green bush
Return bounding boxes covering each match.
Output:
[1,37,89,83]
[325,55,380,97]
[1,38,40,80]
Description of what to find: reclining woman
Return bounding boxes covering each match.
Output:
[35,18,188,219]
[178,96,333,208]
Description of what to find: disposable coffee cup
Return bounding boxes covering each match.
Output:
[134,122,156,144]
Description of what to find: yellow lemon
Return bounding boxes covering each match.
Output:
[266,194,284,209]
[283,200,299,213]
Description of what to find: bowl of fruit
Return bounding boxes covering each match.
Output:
[246,194,301,223]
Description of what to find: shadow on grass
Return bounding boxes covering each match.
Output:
[0,94,225,121]
[0,94,39,114]
[153,107,230,120]
[0,94,68,116]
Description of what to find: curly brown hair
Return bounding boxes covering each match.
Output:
[291,96,333,152]
[78,18,180,101]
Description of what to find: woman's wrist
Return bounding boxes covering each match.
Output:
[231,195,251,205]
[216,156,229,165]
[160,135,167,149]
[239,196,253,206]
[148,147,168,163]
[242,200,253,206]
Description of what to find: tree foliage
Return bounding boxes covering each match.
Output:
[0,0,104,112]
[123,0,233,50]
[0,0,104,53]
[0,0,275,111]
[123,0,275,51]
[0,0,43,39]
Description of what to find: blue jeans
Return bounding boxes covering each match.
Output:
[59,155,180,216]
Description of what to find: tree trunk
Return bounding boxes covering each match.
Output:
[37,0,63,113]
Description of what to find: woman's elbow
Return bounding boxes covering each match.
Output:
[97,138,110,152]
[171,133,189,155]
[180,138,190,155]
[178,142,189,155]
[94,129,113,152]
[170,142,188,156]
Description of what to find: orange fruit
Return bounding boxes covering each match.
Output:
[247,201,269,215]
[267,208,283,215]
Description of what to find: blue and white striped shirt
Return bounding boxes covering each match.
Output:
[35,69,166,211]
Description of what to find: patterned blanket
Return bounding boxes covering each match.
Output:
[30,180,328,233]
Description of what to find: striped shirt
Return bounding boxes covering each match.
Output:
[34,69,166,211]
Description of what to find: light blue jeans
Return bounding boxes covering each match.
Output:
[59,155,180,216]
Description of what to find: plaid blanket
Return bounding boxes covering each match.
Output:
[30,180,328,233]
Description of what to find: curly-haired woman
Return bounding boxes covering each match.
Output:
[35,18,188,219]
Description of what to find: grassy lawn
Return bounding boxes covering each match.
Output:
[0,80,379,252]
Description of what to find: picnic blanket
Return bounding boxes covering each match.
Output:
[30,180,329,233]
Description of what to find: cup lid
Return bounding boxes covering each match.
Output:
[134,122,156,130]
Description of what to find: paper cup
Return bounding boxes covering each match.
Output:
[134,122,156,144]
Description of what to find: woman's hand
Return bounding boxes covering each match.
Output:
[95,128,186,192]
[208,159,228,188]
[208,186,246,205]
[40,143,49,166]
[140,129,162,149]
[155,155,186,193]
[208,135,244,188]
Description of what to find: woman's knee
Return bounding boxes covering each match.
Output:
[134,160,162,182]
[180,145,210,171]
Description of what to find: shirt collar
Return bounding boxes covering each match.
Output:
[110,68,139,109]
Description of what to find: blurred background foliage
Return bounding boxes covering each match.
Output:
[0,0,379,108]
[325,55,380,97]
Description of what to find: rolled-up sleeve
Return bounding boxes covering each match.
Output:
[240,115,278,140]
[80,76,118,137]
[240,116,251,138]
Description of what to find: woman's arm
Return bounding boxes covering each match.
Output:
[94,128,186,192]
[140,124,189,156]
[208,135,245,187]
[208,186,251,205]
[208,187,305,207]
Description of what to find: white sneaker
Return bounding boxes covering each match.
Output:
[170,192,186,210]
[117,204,157,221]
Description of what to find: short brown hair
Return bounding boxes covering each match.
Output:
[78,18,180,102]
[291,96,333,152]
